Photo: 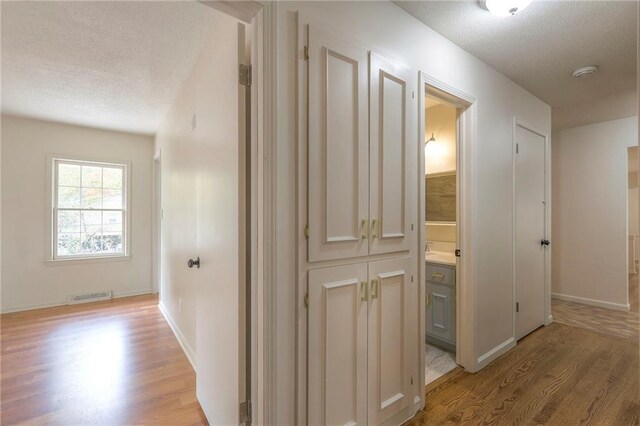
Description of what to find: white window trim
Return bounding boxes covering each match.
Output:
[45,154,132,264]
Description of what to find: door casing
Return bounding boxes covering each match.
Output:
[419,74,477,389]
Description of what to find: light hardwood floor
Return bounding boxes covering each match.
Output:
[0,295,207,425]
[407,301,640,425]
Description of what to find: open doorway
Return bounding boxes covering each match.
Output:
[423,94,458,384]
[419,78,476,389]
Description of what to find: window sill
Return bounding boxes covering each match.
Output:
[45,255,131,266]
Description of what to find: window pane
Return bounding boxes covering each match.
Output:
[81,188,102,209]
[82,166,102,188]
[58,164,81,187]
[80,229,103,255]
[103,167,123,189]
[58,233,81,256]
[102,233,123,253]
[103,211,122,232]
[58,210,80,233]
[81,211,102,228]
[58,187,81,208]
[103,189,122,209]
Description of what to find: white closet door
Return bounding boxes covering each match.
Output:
[308,263,368,426]
[369,52,415,255]
[307,23,369,262]
[367,257,412,424]
[515,124,547,340]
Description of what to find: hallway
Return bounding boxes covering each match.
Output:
[407,300,640,424]
[0,295,207,425]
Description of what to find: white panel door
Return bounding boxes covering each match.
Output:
[368,257,412,425]
[195,20,245,424]
[308,263,368,426]
[307,23,369,262]
[515,125,547,340]
[369,52,415,255]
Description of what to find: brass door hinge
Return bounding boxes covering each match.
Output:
[304,224,310,239]
[304,292,309,308]
[239,64,252,87]
[239,400,252,423]
[304,46,309,60]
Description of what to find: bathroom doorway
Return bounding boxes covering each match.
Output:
[419,76,476,389]
[424,94,458,384]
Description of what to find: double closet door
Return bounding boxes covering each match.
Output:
[307,257,414,425]
[306,22,415,262]
[303,20,419,426]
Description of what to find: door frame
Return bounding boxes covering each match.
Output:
[418,72,477,390]
[511,118,552,342]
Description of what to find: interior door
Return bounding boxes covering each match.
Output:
[307,23,369,262]
[515,124,547,340]
[308,263,368,426]
[194,20,246,424]
[368,257,413,425]
[369,52,414,255]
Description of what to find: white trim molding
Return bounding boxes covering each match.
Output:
[552,292,630,312]
[476,337,516,371]
[158,301,197,370]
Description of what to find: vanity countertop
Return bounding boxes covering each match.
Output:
[425,251,456,266]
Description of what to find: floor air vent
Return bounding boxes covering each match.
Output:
[68,290,112,305]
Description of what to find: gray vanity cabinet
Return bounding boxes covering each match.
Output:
[426,263,456,349]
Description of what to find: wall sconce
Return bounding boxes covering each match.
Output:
[424,133,436,156]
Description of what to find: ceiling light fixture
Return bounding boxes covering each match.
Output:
[479,0,533,17]
[572,65,598,79]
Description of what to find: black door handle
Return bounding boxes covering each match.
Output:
[540,239,550,247]
[188,257,200,268]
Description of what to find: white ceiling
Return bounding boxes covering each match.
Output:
[394,0,638,130]
[1,1,220,135]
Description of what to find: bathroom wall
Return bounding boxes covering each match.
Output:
[425,103,456,175]
[425,103,457,245]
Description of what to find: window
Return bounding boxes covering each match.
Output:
[52,158,128,259]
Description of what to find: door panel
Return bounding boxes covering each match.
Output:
[515,125,546,340]
[369,52,414,255]
[308,24,369,262]
[195,20,245,424]
[426,282,455,343]
[308,263,368,426]
[368,257,412,424]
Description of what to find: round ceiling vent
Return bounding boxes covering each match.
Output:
[572,65,598,79]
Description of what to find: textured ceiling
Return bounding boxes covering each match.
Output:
[1,1,220,135]
[394,0,638,129]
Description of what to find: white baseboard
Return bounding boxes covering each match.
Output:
[158,301,196,372]
[475,337,516,371]
[0,288,153,314]
[552,292,630,312]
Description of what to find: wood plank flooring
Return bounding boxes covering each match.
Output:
[0,295,207,425]
[408,300,640,425]
[553,298,639,341]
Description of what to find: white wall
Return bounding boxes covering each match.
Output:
[271,2,551,423]
[552,116,638,310]
[1,115,154,312]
